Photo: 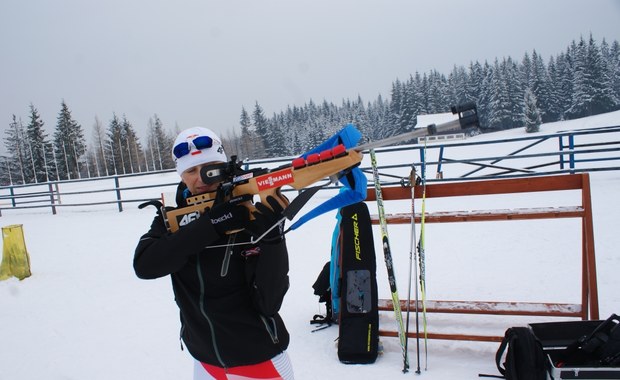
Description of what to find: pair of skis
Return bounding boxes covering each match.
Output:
[370,145,428,374]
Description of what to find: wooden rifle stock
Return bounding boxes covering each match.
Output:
[164,146,363,232]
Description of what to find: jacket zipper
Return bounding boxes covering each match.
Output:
[259,315,280,344]
[197,253,227,369]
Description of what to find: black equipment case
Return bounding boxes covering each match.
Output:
[529,314,620,379]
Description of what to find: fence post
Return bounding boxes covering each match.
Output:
[558,135,566,170]
[115,176,123,212]
[10,187,16,207]
[54,183,62,204]
[568,134,576,174]
[48,183,57,215]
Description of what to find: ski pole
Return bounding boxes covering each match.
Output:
[419,141,429,371]
[407,165,422,374]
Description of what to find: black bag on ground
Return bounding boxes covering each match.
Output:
[336,202,379,364]
[494,326,548,380]
[310,261,334,329]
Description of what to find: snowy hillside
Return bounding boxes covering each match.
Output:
[1,111,619,379]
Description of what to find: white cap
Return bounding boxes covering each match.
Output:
[172,127,227,175]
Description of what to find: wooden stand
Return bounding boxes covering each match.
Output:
[366,173,599,342]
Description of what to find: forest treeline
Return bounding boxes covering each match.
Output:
[2,34,619,185]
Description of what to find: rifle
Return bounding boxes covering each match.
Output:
[164,145,362,232]
[163,118,471,233]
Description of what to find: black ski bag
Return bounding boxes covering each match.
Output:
[336,202,379,364]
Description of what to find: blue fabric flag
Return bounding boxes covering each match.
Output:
[288,124,368,230]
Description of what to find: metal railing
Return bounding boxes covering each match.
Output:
[364,125,620,186]
[1,125,619,216]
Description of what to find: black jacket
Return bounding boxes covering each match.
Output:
[133,184,290,368]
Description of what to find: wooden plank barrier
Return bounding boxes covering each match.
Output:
[366,173,598,342]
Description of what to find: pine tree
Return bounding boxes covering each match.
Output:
[447,65,469,106]
[303,99,329,154]
[349,96,370,134]
[427,70,448,114]
[530,50,553,122]
[388,79,406,137]
[105,114,124,175]
[269,113,287,158]
[145,114,174,171]
[25,104,55,183]
[420,73,431,115]
[252,102,270,158]
[524,88,542,133]
[400,76,418,133]
[486,60,513,130]
[546,56,563,121]
[365,94,390,141]
[569,36,596,118]
[221,127,242,160]
[503,57,525,128]
[91,117,109,176]
[3,115,28,185]
[121,116,143,173]
[306,104,327,151]
[467,61,485,104]
[555,49,574,119]
[592,37,619,113]
[521,52,532,89]
[239,106,256,159]
[609,40,620,108]
[53,100,86,180]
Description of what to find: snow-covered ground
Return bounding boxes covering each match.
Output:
[1,111,619,379]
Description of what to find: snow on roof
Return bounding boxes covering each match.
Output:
[415,112,458,128]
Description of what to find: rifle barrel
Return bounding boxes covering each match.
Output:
[354,119,462,152]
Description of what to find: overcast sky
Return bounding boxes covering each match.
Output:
[1,0,619,145]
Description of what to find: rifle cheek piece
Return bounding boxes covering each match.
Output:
[200,162,229,185]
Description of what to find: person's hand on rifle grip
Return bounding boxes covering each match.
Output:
[249,196,286,243]
[208,194,253,235]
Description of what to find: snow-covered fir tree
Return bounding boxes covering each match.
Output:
[105,114,124,175]
[120,116,143,174]
[2,115,28,185]
[53,100,85,180]
[25,104,55,183]
[145,114,174,171]
[524,88,542,133]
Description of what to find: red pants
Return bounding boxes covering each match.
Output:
[193,352,294,380]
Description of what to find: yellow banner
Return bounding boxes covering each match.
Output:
[0,224,32,281]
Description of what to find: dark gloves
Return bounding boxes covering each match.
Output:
[208,195,252,235]
[209,194,287,241]
[248,196,287,243]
